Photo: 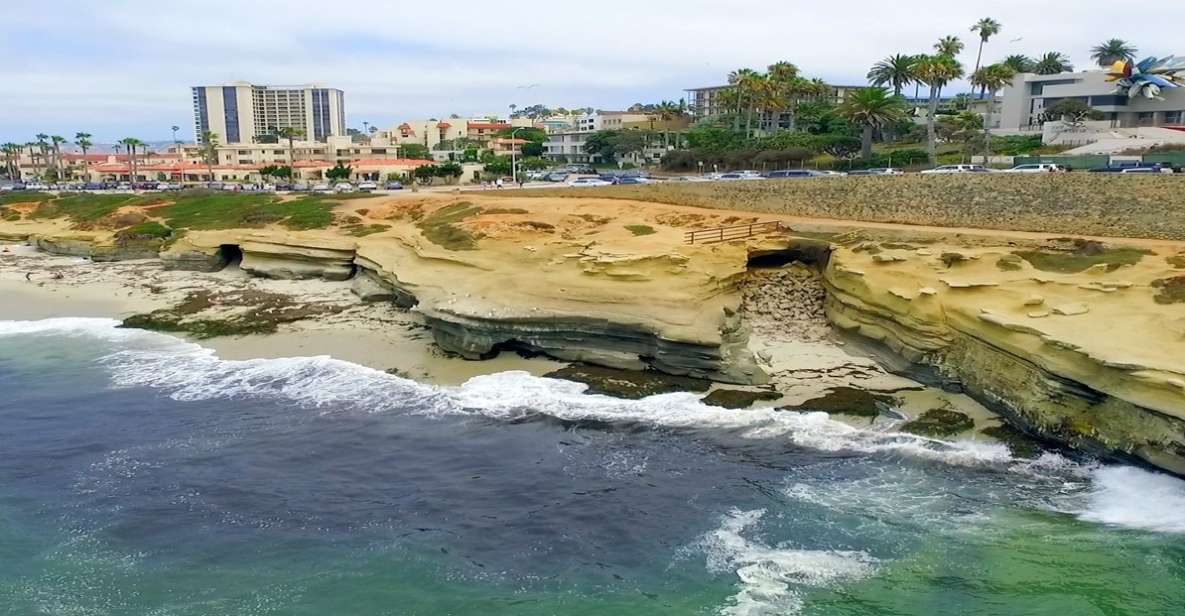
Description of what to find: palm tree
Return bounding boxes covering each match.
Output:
[273,126,305,171]
[837,88,907,160]
[915,54,965,164]
[26,143,41,178]
[199,131,220,182]
[73,132,93,182]
[1090,39,1138,67]
[1002,54,1035,73]
[728,68,764,136]
[1033,52,1074,75]
[969,18,1002,84]
[970,64,1017,159]
[867,54,918,96]
[934,36,965,58]
[118,137,145,182]
[34,134,50,179]
[2,143,21,179]
[50,136,67,179]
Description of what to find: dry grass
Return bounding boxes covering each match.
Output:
[515,175,1185,240]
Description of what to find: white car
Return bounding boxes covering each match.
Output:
[567,177,612,187]
[312,183,332,192]
[1003,163,1067,173]
[333,182,354,193]
[155,182,171,190]
[1120,166,1165,174]
[25,182,49,190]
[221,183,241,191]
[920,164,992,174]
[356,181,378,192]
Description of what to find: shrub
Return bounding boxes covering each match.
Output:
[625,224,656,236]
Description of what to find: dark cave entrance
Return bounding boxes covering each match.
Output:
[218,244,243,270]
[746,239,832,270]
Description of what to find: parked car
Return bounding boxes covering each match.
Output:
[25,182,49,190]
[154,182,171,190]
[333,182,354,193]
[221,183,242,191]
[0,183,18,192]
[384,181,404,190]
[848,168,905,176]
[567,177,613,187]
[920,164,992,174]
[1089,163,1165,173]
[357,181,378,192]
[1121,166,1173,173]
[1002,163,1068,173]
[766,169,825,178]
[544,172,569,182]
[290,182,311,192]
[312,183,332,192]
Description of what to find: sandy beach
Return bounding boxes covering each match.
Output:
[0,244,562,386]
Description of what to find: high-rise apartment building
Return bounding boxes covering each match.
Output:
[191,82,345,144]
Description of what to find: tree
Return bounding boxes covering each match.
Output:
[34,134,49,179]
[74,132,92,180]
[434,161,463,183]
[272,126,304,170]
[198,131,219,182]
[49,136,66,178]
[915,54,965,164]
[613,130,649,162]
[934,35,965,58]
[400,143,430,159]
[1090,39,1137,67]
[325,163,352,181]
[970,63,1017,158]
[1,143,21,179]
[868,54,918,96]
[583,130,620,163]
[1033,52,1073,75]
[939,111,984,161]
[728,68,764,136]
[969,18,1002,84]
[1043,99,1105,127]
[1002,55,1035,73]
[837,87,907,160]
[118,137,145,181]
[522,141,544,157]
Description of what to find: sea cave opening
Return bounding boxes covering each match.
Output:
[218,244,243,271]
[746,239,832,270]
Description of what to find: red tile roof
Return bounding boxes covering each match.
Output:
[467,122,510,130]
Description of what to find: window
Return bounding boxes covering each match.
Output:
[1165,111,1183,124]
[1138,111,1155,126]
[1089,95,1128,106]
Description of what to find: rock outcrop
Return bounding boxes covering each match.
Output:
[822,240,1185,474]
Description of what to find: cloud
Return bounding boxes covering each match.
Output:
[3,0,1183,142]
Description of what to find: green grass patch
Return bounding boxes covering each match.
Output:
[117,221,173,240]
[625,224,656,236]
[416,202,483,250]
[484,207,529,215]
[344,223,391,237]
[28,193,145,222]
[1013,246,1150,274]
[0,206,19,221]
[158,192,338,231]
[0,191,54,206]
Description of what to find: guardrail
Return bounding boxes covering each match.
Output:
[684,221,784,244]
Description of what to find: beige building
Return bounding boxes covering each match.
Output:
[192,82,346,144]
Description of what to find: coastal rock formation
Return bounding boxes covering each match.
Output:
[161,231,357,280]
[822,239,1185,474]
[352,224,766,384]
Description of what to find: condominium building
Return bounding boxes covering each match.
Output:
[996,70,1185,130]
[191,82,346,144]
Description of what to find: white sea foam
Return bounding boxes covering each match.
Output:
[699,509,877,616]
[2,318,1022,470]
[1078,466,1185,534]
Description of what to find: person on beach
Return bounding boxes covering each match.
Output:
[25,272,31,281]
[496,178,504,189]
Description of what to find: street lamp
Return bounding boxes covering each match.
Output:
[510,127,523,184]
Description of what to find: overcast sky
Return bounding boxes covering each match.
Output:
[3,0,1183,143]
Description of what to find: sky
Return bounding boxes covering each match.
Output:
[3,0,1185,144]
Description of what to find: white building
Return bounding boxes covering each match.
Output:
[192,82,346,144]
[996,71,1185,130]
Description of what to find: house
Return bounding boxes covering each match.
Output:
[996,70,1185,130]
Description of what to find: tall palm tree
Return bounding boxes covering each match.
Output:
[119,137,145,182]
[728,68,764,136]
[1002,54,1035,73]
[199,131,220,182]
[1033,52,1074,75]
[74,132,92,181]
[915,54,965,164]
[970,64,1017,159]
[1090,39,1137,67]
[2,143,21,179]
[50,136,67,179]
[837,88,907,160]
[969,18,1002,82]
[26,143,41,178]
[867,54,918,96]
[273,126,304,171]
[34,134,50,179]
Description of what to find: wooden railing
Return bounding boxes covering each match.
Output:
[684,221,784,245]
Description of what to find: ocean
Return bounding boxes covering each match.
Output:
[1,317,1183,615]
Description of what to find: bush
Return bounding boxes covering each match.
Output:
[117,221,173,240]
